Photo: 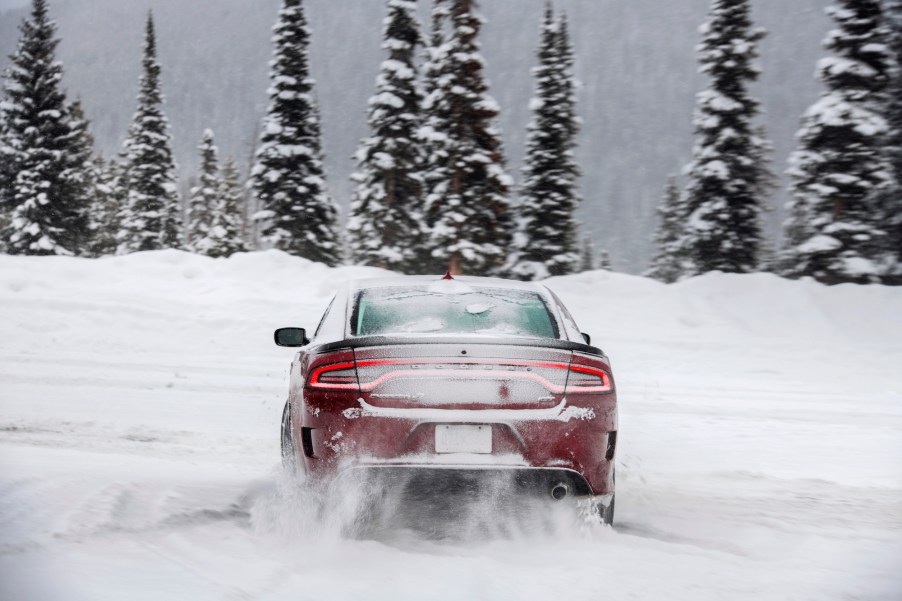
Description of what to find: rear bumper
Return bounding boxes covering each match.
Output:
[293,396,617,496]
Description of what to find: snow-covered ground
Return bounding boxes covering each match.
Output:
[1,250,900,600]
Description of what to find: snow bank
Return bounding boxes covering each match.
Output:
[3,250,898,353]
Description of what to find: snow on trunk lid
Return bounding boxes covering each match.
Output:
[352,343,572,407]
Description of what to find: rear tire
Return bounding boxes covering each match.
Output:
[603,468,616,525]
[601,494,615,526]
[280,401,298,474]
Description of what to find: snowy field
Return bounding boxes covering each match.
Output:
[1,250,900,601]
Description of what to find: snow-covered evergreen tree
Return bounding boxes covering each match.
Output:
[86,156,121,257]
[0,0,90,256]
[211,157,250,257]
[186,129,220,253]
[884,0,902,283]
[508,7,582,280]
[781,0,893,284]
[679,0,772,275]
[579,235,596,272]
[66,101,119,258]
[118,12,181,253]
[424,0,513,276]
[597,248,612,271]
[646,175,686,283]
[0,109,12,252]
[417,0,452,271]
[250,0,341,266]
[186,132,248,258]
[347,0,426,272]
[67,97,95,230]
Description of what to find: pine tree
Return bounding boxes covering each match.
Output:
[347,0,425,272]
[210,157,250,257]
[66,99,118,258]
[646,175,686,283]
[579,236,596,272]
[884,0,902,283]
[118,12,181,253]
[250,0,341,266]
[0,0,90,256]
[781,0,893,284]
[0,109,13,252]
[424,0,513,276]
[86,156,121,257]
[417,0,452,271]
[597,248,612,271]
[186,133,248,258]
[186,129,220,253]
[508,7,582,281]
[67,97,95,231]
[679,0,772,275]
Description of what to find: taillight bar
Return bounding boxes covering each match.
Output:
[306,357,612,394]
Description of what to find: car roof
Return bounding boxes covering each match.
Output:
[347,274,551,293]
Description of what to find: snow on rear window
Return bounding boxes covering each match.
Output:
[351,286,559,339]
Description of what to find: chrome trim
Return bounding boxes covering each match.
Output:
[352,397,596,423]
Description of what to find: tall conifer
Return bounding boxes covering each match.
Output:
[647,175,686,283]
[781,0,893,284]
[186,133,248,258]
[250,0,341,266]
[508,7,582,280]
[347,0,425,272]
[186,129,220,254]
[884,0,902,283]
[597,248,612,271]
[1,0,90,255]
[212,157,250,257]
[118,12,182,253]
[579,236,596,272]
[85,156,120,257]
[417,0,452,271]
[425,0,513,276]
[0,110,13,251]
[679,0,772,275]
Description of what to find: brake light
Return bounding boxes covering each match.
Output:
[565,364,612,393]
[308,361,358,390]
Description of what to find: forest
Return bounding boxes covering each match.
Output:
[1,0,900,284]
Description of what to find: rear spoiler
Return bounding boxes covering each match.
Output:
[313,335,605,358]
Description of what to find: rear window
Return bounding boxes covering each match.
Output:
[351,285,559,339]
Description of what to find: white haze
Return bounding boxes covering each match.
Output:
[0,0,832,271]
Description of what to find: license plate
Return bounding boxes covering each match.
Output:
[435,424,492,454]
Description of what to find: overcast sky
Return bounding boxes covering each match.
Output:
[0,0,27,11]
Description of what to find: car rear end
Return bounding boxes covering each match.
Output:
[286,277,617,517]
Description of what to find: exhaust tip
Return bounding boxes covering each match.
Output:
[550,483,569,501]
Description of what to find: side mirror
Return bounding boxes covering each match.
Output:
[581,332,591,345]
[274,327,309,347]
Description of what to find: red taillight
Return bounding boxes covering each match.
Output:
[307,361,359,390]
[565,364,612,394]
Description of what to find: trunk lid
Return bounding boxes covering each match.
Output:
[351,343,573,409]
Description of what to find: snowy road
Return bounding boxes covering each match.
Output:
[1,251,900,600]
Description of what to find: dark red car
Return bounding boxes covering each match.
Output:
[275,275,617,524]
